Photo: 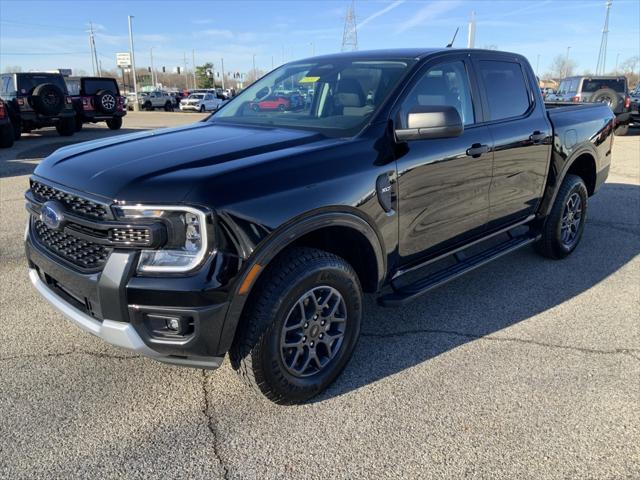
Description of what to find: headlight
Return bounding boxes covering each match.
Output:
[115,205,210,273]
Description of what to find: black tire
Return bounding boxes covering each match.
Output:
[55,117,75,137]
[144,101,153,111]
[106,117,122,130]
[0,124,14,148]
[230,247,362,405]
[591,88,620,111]
[12,117,21,140]
[199,104,205,113]
[251,104,260,111]
[31,83,65,116]
[536,174,588,259]
[74,114,83,132]
[164,101,173,112]
[278,104,286,112]
[95,89,117,114]
[614,124,629,136]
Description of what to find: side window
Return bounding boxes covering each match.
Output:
[479,60,531,121]
[399,60,475,127]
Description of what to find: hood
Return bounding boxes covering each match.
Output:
[34,122,326,202]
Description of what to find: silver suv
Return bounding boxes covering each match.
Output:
[134,91,174,111]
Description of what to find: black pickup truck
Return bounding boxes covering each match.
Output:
[25,49,614,404]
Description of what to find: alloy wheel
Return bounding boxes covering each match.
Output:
[279,286,347,378]
[561,192,582,247]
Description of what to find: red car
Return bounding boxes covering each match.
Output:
[250,95,290,112]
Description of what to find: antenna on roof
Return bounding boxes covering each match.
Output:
[446,27,459,48]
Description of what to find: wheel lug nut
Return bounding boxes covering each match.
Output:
[310,341,314,347]
[302,336,307,342]
[319,333,324,339]
[321,320,325,326]
[313,315,318,320]
[304,322,309,328]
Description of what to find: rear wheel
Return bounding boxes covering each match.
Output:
[0,124,14,148]
[106,117,122,130]
[536,174,588,259]
[55,117,75,137]
[12,117,21,140]
[230,247,362,404]
[144,101,153,111]
[74,114,83,132]
[199,104,205,113]
[164,101,173,112]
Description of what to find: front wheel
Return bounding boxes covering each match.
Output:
[0,124,14,148]
[199,104,205,113]
[536,174,588,259]
[230,247,362,405]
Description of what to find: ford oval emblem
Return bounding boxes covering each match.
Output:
[40,201,65,230]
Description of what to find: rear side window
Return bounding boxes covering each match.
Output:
[82,78,119,95]
[65,79,80,96]
[581,78,626,93]
[558,78,579,95]
[0,75,15,96]
[479,60,531,121]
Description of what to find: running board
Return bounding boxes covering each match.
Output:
[378,233,540,307]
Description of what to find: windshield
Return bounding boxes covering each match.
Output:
[189,94,205,100]
[212,58,413,137]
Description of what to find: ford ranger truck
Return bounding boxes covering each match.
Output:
[25,49,615,404]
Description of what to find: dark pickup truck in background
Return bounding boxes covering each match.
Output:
[25,49,615,404]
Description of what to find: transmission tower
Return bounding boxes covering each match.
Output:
[596,0,613,75]
[341,0,358,52]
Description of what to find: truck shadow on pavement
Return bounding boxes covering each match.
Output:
[0,128,144,179]
[317,182,640,402]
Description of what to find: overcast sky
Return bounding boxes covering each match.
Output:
[1,0,638,76]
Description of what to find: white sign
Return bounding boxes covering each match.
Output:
[116,52,131,68]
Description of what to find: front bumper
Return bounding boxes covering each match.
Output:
[180,104,202,111]
[26,222,227,369]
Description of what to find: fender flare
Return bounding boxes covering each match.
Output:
[537,144,598,219]
[216,211,386,354]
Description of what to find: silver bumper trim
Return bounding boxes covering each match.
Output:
[28,268,223,369]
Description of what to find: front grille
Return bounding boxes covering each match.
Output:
[110,227,151,244]
[33,220,111,270]
[31,181,109,220]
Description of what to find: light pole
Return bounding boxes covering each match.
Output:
[563,46,571,78]
[150,47,156,87]
[536,54,540,77]
[128,15,139,111]
[252,54,256,77]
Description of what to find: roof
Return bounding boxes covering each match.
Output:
[291,48,526,64]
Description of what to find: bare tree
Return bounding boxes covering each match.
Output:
[2,65,22,73]
[548,54,578,79]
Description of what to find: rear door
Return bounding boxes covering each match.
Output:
[394,53,494,261]
[473,54,552,228]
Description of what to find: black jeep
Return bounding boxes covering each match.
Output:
[65,76,126,131]
[0,72,76,138]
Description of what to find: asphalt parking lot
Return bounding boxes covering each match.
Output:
[1,113,638,479]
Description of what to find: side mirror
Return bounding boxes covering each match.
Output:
[395,105,463,141]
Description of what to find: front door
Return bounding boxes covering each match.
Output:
[395,56,494,261]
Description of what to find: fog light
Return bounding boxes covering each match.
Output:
[166,317,181,331]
